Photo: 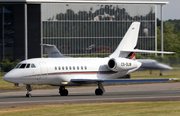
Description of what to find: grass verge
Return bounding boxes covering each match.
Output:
[0,101,180,116]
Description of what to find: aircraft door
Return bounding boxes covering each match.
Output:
[39,62,48,81]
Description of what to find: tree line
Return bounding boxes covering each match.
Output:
[157,19,180,57]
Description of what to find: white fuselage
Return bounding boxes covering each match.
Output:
[3,57,139,86]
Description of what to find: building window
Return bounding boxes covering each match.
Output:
[42,4,156,57]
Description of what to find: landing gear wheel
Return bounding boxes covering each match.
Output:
[60,89,68,96]
[59,86,69,96]
[95,88,103,95]
[26,93,32,97]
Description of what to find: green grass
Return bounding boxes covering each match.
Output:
[131,67,180,79]
[0,67,179,91]
[1,101,180,116]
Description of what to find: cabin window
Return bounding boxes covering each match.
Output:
[31,64,36,68]
[55,66,57,70]
[59,66,61,70]
[26,64,30,68]
[81,66,83,70]
[66,66,68,70]
[15,63,21,69]
[19,64,26,68]
[85,66,87,70]
[69,66,71,70]
[62,66,64,70]
[73,66,75,70]
[77,66,79,70]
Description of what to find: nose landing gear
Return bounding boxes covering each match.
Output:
[26,84,32,97]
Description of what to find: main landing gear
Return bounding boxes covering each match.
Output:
[95,82,105,96]
[25,83,105,97]
[26,84,32,97]
[59,86,68,96]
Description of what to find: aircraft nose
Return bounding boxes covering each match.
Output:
[3,70,23,83]
[3,72,14,83]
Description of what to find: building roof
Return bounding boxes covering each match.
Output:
[0,0,169,5]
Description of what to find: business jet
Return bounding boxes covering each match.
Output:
[42,45,172,77]
[3,22,174,97]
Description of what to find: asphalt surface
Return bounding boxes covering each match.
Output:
[0,83,180,109]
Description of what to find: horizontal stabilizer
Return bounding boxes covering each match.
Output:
[121,49,175,54]
[71,79,169,84]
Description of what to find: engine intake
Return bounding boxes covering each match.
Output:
[108,59,116,69]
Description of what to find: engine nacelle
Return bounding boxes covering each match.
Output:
[108,58,139,71]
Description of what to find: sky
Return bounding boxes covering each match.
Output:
[109,0,179,21]
[156,0,180,20]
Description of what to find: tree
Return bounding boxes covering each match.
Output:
[157,21,180,56]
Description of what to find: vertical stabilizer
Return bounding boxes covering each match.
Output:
[109,22,140,58]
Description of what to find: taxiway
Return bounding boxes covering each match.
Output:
[0,83,180,109]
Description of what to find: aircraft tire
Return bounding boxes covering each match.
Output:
[95,88,103,96]
[26,93,31,97]
[60,89,68,96]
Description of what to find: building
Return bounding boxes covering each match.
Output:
[0,0,168,61]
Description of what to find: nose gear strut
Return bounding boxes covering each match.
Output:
[26,84,32,97]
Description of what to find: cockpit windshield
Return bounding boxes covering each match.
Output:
[26,64,30,68]
[15,63,21,69]
[14,63,36,69]
[19,64,26,68]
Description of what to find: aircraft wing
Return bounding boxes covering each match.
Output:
[71,79,104,84]
[103,79,169,83]
[71,79,169,84]
[137,59,172,71]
